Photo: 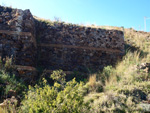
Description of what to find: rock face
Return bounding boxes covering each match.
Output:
[0,6,125,80]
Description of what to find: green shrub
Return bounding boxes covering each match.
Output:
[0,70,26,98]
[19,70,90,113]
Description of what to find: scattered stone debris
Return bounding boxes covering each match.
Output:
[137,63,150,73]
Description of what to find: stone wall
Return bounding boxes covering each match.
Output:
[0,6,125,80]
[0,6,37,82]
[0,6,36,66]
[36,22,124,72]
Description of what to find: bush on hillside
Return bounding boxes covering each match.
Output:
[0,70,26,99]
[19,70,90,113]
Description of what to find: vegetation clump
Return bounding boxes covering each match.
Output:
[19,70,90,113]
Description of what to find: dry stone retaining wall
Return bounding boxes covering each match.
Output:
[0,6,36,66]
[36,22,124,72]
[0,6,125,81]
[0,6,37,82]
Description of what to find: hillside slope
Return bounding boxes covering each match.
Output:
[83,27,150,112]
[0,7,150,112]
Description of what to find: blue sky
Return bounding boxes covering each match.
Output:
[1,0,150,32]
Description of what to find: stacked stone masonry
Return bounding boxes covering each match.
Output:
[0,6,37,81]
[0,6,36,66]
[0,6,125,80]
[36,22,124,72]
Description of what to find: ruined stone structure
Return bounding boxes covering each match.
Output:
[36,22,124,72]
[0,6,124,81]
[0,6,37,82]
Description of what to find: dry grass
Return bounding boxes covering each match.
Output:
[0,105,16,113]
[104,51,144,88]
[87,74,103,93]
[0,107,8,113]
[88,74,97,87]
